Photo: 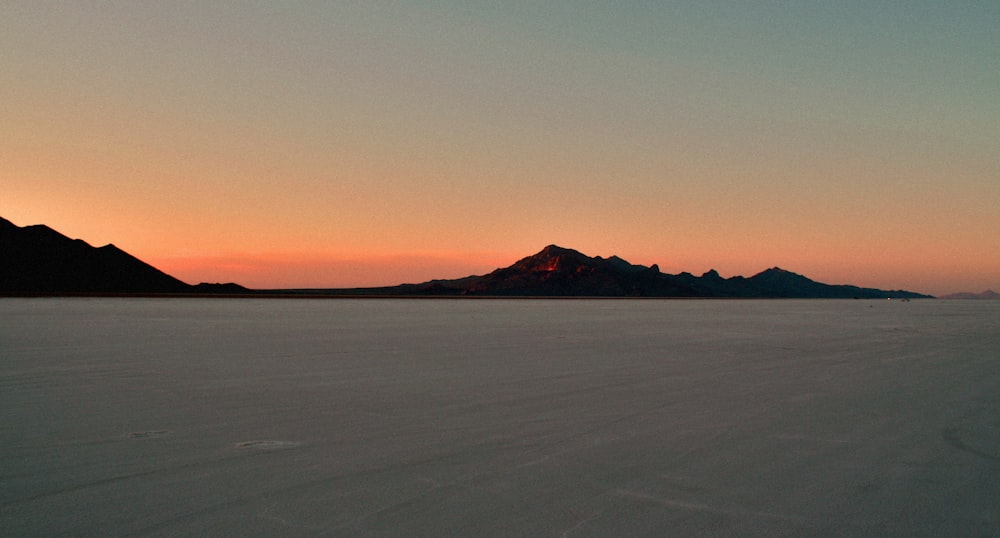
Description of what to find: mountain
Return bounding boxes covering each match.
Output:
[354,245,932,299]
[2,217,932,298]
[0,217,245,295]
[939,290,1000,300]
[456,245,682,296]
[738,267,927,299]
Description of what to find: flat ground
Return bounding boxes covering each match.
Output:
[1,299,998,536]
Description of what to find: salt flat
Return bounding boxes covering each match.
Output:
[1,298,998,536]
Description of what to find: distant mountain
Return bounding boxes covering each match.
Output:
[192,282,252,294]
[939,290,1000,300]
[2,217,932,298]
[0,217,245,295]
[348,245,932,299]
[457,245,678,296]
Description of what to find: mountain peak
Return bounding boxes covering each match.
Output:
[512,245,590,272]
[753,266,807,279]
[536,244,585,259]
[1,217,192,294]
[939,289,1000,300]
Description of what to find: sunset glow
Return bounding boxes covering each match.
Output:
[2,2,997,296]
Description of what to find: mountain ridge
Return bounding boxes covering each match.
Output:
[938,289,999,300]
[340,244,932,299]
[1,218,932,298]
[0,217,245,295]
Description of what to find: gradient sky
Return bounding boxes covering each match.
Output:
[3,1,998,295]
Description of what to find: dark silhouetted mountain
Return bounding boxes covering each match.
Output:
[939,289,1000,300]
[740,267,924,299]
[1,217,196,294]
[2,217,934,298]
[457,245,680,296]
[192,282,250,294]
[353,245,932,298]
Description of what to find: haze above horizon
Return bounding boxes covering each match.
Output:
[3,2,997,296]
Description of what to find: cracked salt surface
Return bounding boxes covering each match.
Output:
[1,298,998,536]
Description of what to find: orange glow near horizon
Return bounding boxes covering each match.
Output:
[151,250,514,290]
[2,3,997,297]
[139,241,997,297]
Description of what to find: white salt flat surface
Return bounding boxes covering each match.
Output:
[1,298,998,536]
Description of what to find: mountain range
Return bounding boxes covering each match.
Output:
[0,217,243,295]
[938,289,1000,300]
[1,217,932,298]
[341,244,931,299]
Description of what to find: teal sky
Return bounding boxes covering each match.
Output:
[2,1,998,294]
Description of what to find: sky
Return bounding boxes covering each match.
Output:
[2,1,998,295]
